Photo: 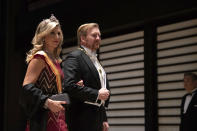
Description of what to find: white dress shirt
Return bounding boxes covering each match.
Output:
[183,88,197,114]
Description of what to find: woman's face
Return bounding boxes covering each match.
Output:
[44,26,62,49]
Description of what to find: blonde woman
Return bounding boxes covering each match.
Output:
[20,14,68,131]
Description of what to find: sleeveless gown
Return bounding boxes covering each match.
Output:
[25,51,68,131]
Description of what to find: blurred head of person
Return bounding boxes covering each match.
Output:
[184,72,197,93]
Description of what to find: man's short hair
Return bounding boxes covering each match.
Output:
[77,23,99,45]
[184,72,197,81]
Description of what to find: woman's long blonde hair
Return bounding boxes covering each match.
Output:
[26,14,64,63]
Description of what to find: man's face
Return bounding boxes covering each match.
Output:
[184,76,196,92]
[82,27,101,51]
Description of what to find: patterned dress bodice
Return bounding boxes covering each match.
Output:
[35,66,58,95]
[32,52,64,95]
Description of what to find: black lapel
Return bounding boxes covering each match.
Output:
[78,47,101,88]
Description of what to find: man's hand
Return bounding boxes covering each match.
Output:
[77,80,84,86]
[103,122,109,131]
[98,88,110,100]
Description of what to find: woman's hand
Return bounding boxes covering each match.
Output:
[47,99,66,113]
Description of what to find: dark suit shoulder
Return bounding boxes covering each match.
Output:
[68,49,84,57]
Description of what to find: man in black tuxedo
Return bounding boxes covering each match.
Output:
[63,23,110,131]
[180,72,197,131]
